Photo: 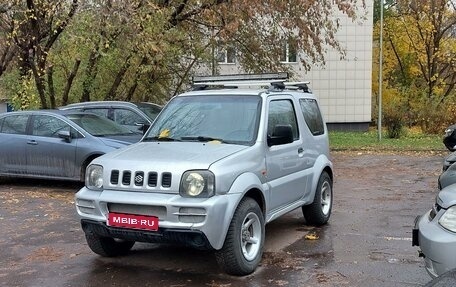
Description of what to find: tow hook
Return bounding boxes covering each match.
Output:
[418,250,425,258]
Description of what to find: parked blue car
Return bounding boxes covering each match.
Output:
[0,110,142,182]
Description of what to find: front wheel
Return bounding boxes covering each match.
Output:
[84,231,135,257]
[215,197,265,276]
[302,171,333,226]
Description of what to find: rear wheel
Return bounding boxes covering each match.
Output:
[215,197,265,276]
[302,171,333,226]
[84,231,135,257]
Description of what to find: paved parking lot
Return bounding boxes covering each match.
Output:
[0,151,445,286]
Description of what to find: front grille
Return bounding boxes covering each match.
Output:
[122,171,131,185]
[108,203,166,218]
[148,172,158,187]
[162,172,172,188]
[134,172,144,186]
[110,170,119,184]
[109,169,174,189]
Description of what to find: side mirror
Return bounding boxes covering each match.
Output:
[58,130,72,142]
[135,122,150,135]
[267,124,293,146]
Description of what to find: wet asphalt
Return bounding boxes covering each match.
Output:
[0,151,446,286]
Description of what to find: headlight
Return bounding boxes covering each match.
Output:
[179,170,215,198]
[86,164,103,191]
[439,206,456,232]
[445,128,454,138]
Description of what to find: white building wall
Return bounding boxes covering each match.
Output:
[218,1,374,130]
[0,103,6,113]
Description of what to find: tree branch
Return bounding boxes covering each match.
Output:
[44,0,78,53]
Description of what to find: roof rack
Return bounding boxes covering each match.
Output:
[281,81,311,93]
[191,73,311,93]
[192,73,288,90]
[193,72,288,83]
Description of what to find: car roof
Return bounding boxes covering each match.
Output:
[59,101,160,109]
[178,87,316,100]
[0,109,107,118]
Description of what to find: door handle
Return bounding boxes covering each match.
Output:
[27,140,38,145]
[298,147,304,153]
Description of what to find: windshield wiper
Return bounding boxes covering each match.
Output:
[142,136,181,142]
[180,136,225,143]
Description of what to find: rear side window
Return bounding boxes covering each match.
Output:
[0,115,28,134]
[84,108,110,119]
[299,99,325,136]
[114,109,144,125]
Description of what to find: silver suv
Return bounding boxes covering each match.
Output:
[75,73,334,276]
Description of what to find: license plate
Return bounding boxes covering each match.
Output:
[107,212,159,231]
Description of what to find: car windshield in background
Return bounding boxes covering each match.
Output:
[138,103,162,120]
[66,114,135,136]
[145,95,261,145]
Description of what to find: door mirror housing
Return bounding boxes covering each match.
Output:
[267,124,293,146]
[58,130,72,142]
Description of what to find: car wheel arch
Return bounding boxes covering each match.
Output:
[244,188,266,218]
[213,176,266,250]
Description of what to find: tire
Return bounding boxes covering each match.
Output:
[215,197,265,276]
[302,171,333,226]
[84,231,135,257]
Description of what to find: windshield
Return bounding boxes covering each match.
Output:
[138,103,162,120]
[145,95,261,145]
[66,113,135,136]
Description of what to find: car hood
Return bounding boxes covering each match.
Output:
[96,141,249,170]
[437,184,456,208]
[97,134,142,148]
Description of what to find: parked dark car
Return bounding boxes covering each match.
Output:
[59,101,162,134]
[439,151,456,189]
[442,151,456,172]
[443,124,456,152]
[439,161,456,190]
[0,110,142,182]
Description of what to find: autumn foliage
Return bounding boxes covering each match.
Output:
[373,0,456,136]
[0,0,365,110]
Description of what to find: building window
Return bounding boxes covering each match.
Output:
[280,40,297,63]
[217,46,236,64]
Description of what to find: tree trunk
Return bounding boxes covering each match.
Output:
[0,45,17,78]
[30,56,48,109]
[62,59,81,106]
[125,57,147,101]
[47,65,56,108]
[81,49,100,102]
[105,55,131,100]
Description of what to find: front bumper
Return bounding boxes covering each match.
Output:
[413,211,456,278]
[75,187,242,249]
[81,219,212,249]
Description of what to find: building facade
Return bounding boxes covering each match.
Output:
[217,2,374,131]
